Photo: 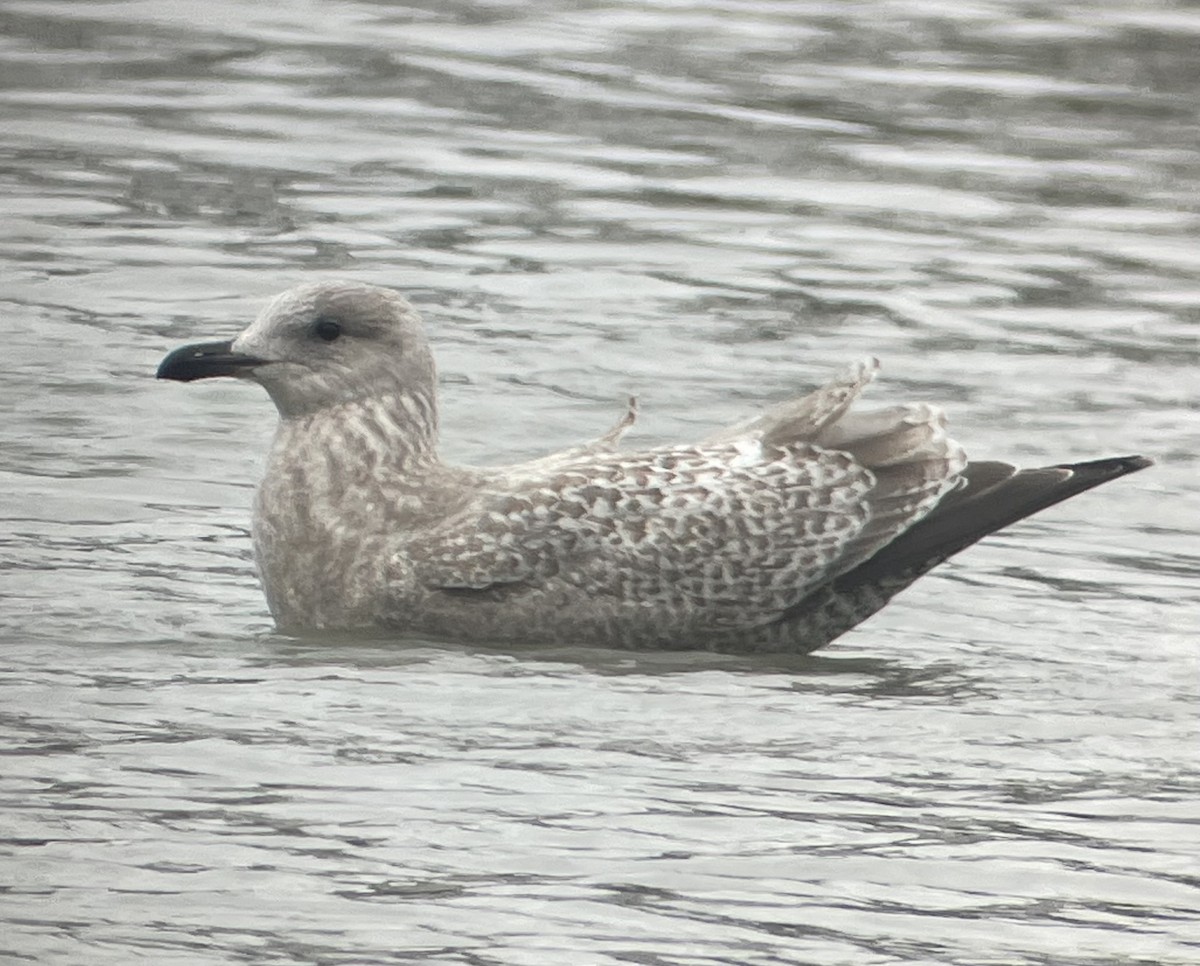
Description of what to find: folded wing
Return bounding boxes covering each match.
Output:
[407,359,968,636]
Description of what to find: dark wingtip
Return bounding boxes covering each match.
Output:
[1055,454,1154,480]
[837,452,1152,590]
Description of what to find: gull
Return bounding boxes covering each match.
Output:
[157,281,1150,652]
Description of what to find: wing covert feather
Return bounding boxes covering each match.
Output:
[409,442,875,627]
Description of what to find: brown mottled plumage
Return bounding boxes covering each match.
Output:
[157,281,1150,652]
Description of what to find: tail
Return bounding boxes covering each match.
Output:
[840,455,1153,588]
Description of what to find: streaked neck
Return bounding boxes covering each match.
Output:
[280,389,439,476]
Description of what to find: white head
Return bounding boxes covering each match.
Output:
[158,281,436,420]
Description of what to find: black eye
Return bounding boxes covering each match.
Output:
[313,317,342,342]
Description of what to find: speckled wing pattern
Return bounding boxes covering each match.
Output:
[416,441,876,630]
[408,359,968,642]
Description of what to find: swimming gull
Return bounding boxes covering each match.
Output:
[157,281,1151,652]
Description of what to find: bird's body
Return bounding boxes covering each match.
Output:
[158,281,1150,653]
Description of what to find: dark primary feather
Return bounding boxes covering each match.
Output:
[749,455,1152,653]
[841,455,1153,588]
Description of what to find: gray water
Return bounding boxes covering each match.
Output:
[2,1,1198,963]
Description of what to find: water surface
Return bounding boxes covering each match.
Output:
[1,1,1197,963]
